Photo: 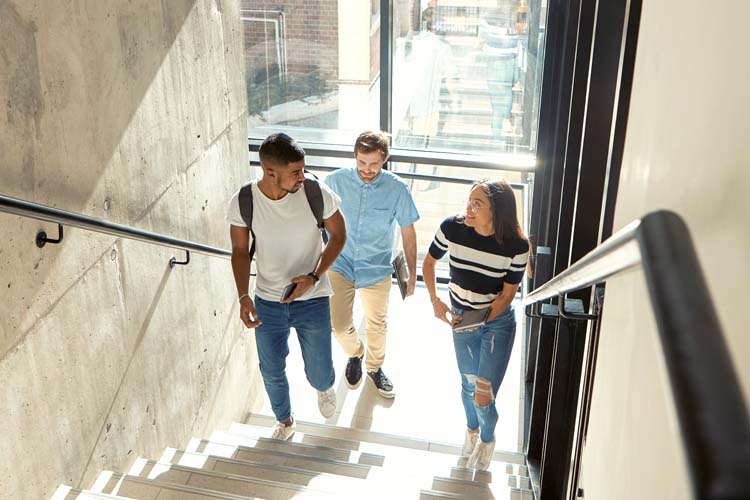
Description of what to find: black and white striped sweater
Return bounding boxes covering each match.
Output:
[429,216,529,310]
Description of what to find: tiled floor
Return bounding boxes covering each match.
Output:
[255,283,526,453]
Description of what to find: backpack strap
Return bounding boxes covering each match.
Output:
[237,182,256,262]
[303,173,329,244]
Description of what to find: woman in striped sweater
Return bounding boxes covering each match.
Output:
[423,179,530,471]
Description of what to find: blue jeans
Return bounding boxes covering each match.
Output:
[452,305,516,443]
[254,296,336,422]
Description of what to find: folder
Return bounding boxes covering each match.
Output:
[392,251,408,300]
[452,307,491,333]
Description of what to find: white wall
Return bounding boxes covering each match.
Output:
[0,1,263,498]
[579,1,750,498]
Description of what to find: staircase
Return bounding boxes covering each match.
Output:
[52,415,534,499]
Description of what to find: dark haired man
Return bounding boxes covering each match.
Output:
[227,133,346,440]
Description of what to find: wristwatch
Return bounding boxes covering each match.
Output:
[307,272,320,283]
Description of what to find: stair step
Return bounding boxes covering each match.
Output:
[441,86,490,97]
[229,423,387,465]
[507,474,533,490]
[420,489,471,499]
[231,422,367,452]
[186,437,373,478]
[51,485,136,500]
[93,472,267,499]
[505,463,530,477]
[449,467,493,483]
[209,429,384,466]
[162,446,452,498]
[423,484,532,500]
[432,476,506,499]
[245,414,525,465]
[511,489,535,500]
[438,105,494,117]
[165,448,369,486]
[238,417,531,498]
[121,458,340,499]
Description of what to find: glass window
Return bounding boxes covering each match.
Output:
[241,1,380,145]
[392,0,548,155]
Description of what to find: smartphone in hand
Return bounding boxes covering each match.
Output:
[280,282,297,302]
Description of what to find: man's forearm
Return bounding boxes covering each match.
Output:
[402,225,418,278]
[313,234,345,276]
[231,251,251,297]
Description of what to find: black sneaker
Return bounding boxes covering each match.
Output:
[367,368,396,398]
[345,355,363,389]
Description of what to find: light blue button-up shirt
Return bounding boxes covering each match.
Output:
[325,167,420,288]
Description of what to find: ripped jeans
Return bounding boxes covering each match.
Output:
[452,304,516,443]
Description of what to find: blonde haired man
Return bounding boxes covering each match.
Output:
[324,131,419,397]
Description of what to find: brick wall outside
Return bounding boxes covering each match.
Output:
[240,0,339,83]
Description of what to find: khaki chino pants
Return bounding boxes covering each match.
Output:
[328,270,392,372]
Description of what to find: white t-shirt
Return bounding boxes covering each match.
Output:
[227,181,341,302]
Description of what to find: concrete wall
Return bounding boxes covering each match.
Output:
[578,1,750,498]
[0,1,263,498]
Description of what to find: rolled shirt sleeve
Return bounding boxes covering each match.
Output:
[395,183,420,228]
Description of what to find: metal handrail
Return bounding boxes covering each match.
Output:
[523,219,641,305]
[524,210,750,499]
[249,160,527,190]
[249,140,537,172]
[0,194,231,260]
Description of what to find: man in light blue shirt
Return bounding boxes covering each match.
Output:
[324,131,420,398]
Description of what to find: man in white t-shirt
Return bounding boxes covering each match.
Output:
[227,133,346,441]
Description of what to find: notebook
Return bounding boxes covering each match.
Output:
[392,251,409,300]
[452,307,491,333]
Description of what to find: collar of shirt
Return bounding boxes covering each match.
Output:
[350,166,386,188]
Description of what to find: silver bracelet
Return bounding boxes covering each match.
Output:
[238,293,250,303]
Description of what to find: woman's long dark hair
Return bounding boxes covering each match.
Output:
[474,179,528,247]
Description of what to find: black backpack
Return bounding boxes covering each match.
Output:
[238,173,328,263]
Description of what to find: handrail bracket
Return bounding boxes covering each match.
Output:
[36,224,64,248]
[169,250,191,268]
[558,293,599,321]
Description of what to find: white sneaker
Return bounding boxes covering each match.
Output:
[317,387,337,418]
[461,429,479,457]
[468,438,495,470]
[270,419,295,441]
